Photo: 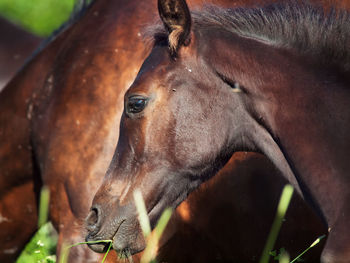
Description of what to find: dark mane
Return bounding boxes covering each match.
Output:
[146,1,350,73]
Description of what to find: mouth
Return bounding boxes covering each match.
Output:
[86,198,161,255]
[86,219,125,253]
[86,238,111,253]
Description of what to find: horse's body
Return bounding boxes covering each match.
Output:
[3,0,348,262]
[86,0,350,262]
[0,17,42,90]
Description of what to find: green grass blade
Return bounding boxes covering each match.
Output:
[153,208,172,240]
[290,235,326,263]
[259,184,294,263]
[133,189,151,238]
[133,188,173,263]
[101,242,113,263]
[140,208,172,263]
[38,186,50,228]
[59,243,69,263]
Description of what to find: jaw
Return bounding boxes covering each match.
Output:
[86,110,239,255]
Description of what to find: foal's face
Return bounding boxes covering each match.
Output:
[85,0,262,255]
[85,36,249,253]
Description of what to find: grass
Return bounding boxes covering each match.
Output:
[58,240,113,263]
[16,183,325,263]
[259,185,326,263]
[38,186,50,228]
[133,189,172,263]
[16,222,57,263]
[16,186,57,263]
[59,189,172,263]
[259,184,294,263]
[32,189,172,263]
[290,235,326,263]
[71,185,322,263]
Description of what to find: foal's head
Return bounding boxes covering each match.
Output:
[85,0,350,255]
[85,0,254,254]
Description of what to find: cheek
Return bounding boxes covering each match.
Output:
[142,98,175,156]
[171,101,230,166]
[140,89,226,166]
[173,121,215,165]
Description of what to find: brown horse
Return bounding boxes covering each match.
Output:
[86,0,350,262]
[4,0,349,262]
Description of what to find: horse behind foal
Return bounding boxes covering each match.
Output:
[87,0,350,262]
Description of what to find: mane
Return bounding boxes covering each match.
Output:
[146,1,350,73]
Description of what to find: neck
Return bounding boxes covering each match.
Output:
[208,27,350,227]
[243,68,350,227]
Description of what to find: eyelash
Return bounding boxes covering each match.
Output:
[216,71,243,92]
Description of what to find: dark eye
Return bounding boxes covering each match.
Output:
[127,96,148,114]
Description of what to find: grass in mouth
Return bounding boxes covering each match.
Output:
[59,240,113,263]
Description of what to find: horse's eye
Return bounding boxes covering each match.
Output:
[127,96,147,114]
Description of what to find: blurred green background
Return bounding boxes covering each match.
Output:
[0,0,76,36]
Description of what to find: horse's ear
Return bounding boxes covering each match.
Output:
[158,0,191,56]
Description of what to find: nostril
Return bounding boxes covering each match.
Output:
[86,206,100,229]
